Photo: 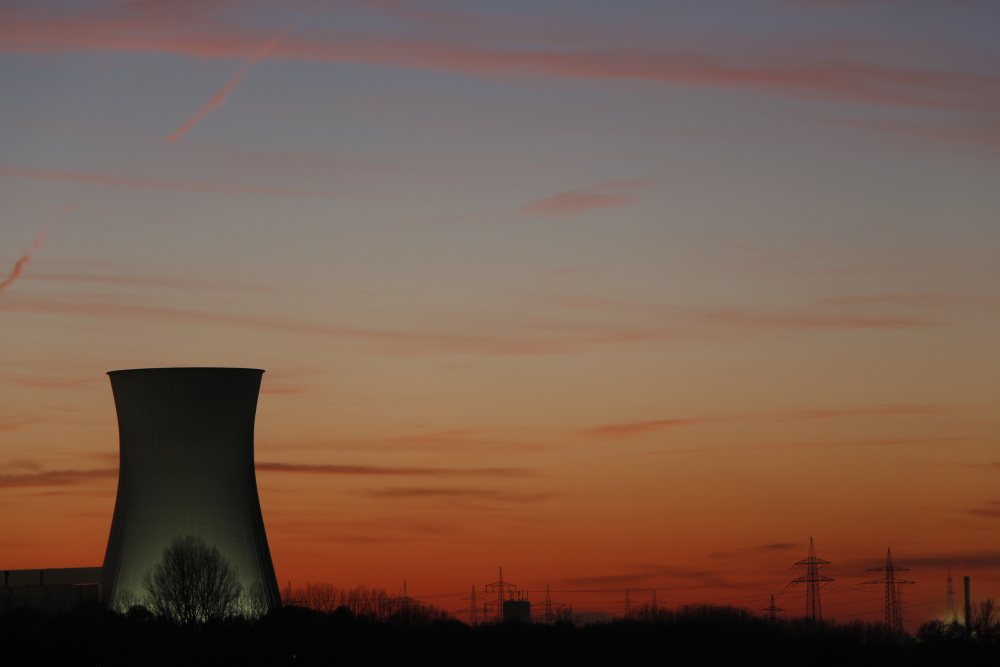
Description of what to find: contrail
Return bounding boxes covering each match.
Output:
[165,25,296,143]
[0,227,49,296]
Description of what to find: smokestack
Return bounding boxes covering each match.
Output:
[964,575,972,635]
[101,368,280,613]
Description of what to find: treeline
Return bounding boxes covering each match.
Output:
[4,601,1000,666]
[283,582,450,623]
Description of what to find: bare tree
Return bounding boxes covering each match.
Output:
[973,597,1000,642]
[144,535,242,625]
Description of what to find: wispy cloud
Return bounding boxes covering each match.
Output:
[0,467,117,489]
[384,429,551,453]
[0,297,671,356]
[562,566,727,588]
[0,166,362,198]
[660,435,974,456]
[522,180,651,217]
[583,405,945,439]
[836,116,1000,149]
[2,6,995,113]
[0,413,46,432]
[256,461,535,477]
[364,486,555,504]
[0,226,49,296]
[523,190,631,217]
[0,461,535,488]
[880,552,1000,570]
[819,293,1000,313]
[708,543,798,560]
[547,293,945,333]
[27,271,286,294]
[165,25,297,143]
[963,501,1000,521]
[5,375,96,389]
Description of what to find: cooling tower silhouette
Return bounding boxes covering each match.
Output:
[101,367,280,612]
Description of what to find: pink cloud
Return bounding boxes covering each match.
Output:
[165,25,297,143]
[0,227,49,296]
[0,166,361,198]
[523,190,632,217]
[1,6,995,112]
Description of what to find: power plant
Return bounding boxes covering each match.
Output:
[101,367,280,613]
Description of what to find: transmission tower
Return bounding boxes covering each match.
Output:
[485,567,517,623]
[865,548,914,637]
[946,568,955,622]
[468,585,479,626]
[761,594,784,622]
[791,537,834,622]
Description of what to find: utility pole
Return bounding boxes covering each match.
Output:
[865,548,913,637]
[761,594,784,622]
[792,537,833,622]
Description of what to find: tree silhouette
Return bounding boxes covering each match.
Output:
[144,536,242,624]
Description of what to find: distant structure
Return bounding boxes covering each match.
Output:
[1,568,101,615]
[542,585,568,623]
[791,537,833,622]
[503,597,531,623]
[946,567,955,621]
[467,585,480,626]
[484,567,534,623]
[761,594,784,622]
[865,548,913,637]
[101,368,281,613]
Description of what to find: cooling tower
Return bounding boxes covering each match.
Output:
[101,367,280,613]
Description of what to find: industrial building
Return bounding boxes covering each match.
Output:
[3,367,280,618]
[101,367,281,613]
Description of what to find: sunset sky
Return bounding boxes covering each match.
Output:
[2,0,998,629]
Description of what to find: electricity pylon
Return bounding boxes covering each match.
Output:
[761,594,784,622]
[791,537,834,622]
[467,585,479,626]
[946,568,955,622]
[485,567,517,623]
[865,548,913,637]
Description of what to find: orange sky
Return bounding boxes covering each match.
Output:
[2,0,999,632]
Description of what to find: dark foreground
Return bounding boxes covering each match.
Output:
[2,604,994,667]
